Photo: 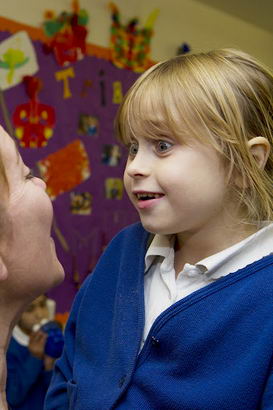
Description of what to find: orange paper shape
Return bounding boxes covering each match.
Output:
[37,139,91,199]
[55,312,69,329]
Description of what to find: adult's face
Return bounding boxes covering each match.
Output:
[0,127,64,299]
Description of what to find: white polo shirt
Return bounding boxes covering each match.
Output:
[142,222,273,345]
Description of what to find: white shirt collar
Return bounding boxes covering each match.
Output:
[198,222,273,279]
[12,325,29,346]
[145,234,175,272]
[145,222,273,280]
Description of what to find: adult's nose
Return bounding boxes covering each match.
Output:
[33,176,47,191]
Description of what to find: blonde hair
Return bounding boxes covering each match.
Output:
[116,48,273,223]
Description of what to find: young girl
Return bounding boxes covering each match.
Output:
[45,49,273,409]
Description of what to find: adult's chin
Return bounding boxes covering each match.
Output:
[51,261,65,288]
[50,240,65,285]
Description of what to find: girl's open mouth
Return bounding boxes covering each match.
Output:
[135,193,164,200]
[134,192,165,209]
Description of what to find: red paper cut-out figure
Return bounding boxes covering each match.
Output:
[43,1,88,67]
[49,24,87,67]
[13,76,55,148]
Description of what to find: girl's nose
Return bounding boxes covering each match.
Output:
[125,154,151,179]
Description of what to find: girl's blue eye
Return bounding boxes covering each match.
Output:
[156,140,173,153]
[128,142,138,156]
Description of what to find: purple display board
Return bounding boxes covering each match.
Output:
[0,31,139,312]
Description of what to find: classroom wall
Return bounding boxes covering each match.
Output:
[0,0,272,67]
[0,0,272,312]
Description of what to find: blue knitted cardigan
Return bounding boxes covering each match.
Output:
[45,223,273,410]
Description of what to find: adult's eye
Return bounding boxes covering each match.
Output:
[25,171,34,180]
[128,142,138,156]
[156,140,173,153]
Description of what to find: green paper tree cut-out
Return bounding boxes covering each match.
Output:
[0,48,29,84]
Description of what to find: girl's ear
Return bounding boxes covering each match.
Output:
[0,256,8,281]
[247,137,270,169]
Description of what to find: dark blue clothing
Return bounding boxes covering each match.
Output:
[6,337,52,410]
[45,223,273,409]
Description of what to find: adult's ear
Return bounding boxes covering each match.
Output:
[0,256,8,281]
[247,137,270,169]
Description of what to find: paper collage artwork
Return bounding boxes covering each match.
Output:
[70,192,92,215]
[42,1,89,67]
[0,31,38,90]
[13,75,56,148]
[109,2,158,72]
[0,8,147,312]
[37,140,91,200]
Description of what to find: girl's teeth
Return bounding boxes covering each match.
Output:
[137,193,161,200]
